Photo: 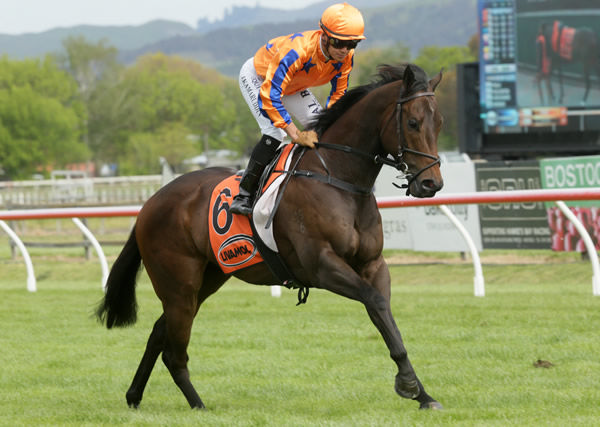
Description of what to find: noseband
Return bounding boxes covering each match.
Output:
[387,91,441,194]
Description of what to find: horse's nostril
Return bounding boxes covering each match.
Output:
[421,179,443,192]
[422,180,435,189]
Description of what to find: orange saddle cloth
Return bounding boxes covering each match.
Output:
[208,144,295,273]
[207,143,296,274]
[208,175,264,274]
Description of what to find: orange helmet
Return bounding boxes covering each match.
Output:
[320,3,366,41]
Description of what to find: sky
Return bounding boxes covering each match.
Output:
[1,0,319,35]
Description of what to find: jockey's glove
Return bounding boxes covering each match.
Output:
[294,130,318,149]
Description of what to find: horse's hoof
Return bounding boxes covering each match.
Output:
[420,401,443,410]
[191,401,206,410]
[394,378,419,399]
[126,392,141,409]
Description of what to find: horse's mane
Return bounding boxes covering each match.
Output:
[310,63,429,135]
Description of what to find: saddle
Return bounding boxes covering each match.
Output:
[551,22,575,61]
[208,143,309,303]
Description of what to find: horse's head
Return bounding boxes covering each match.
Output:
[381,64,444,198]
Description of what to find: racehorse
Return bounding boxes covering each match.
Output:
[96,63,444,411]
[542,21,600,104]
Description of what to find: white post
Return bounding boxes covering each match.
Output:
[555,201,600,296]
[0,220,37,292]
[439,205,485,297]
[72,218,109,290]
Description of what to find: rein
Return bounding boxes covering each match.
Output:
[313,142,402,170]
[267,90,441,203]
[309,91,441,196]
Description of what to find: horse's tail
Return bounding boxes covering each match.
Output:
[95,226,142,329]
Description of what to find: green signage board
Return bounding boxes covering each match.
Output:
[540,155,600,251]
[540,155,600,207]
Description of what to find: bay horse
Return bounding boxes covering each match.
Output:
[542,21,600,104]
[96,64,444,411]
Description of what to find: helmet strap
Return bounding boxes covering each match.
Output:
[319,34,333,61]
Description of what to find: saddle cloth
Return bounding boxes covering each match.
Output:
[208,143,297,274]
[551,23,575,61]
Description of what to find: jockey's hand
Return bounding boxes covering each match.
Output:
[293,130,318,149]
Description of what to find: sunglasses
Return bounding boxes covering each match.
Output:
[328,37,360,50]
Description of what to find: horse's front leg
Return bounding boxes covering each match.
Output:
[363,257,442,409]
[315,250,441,410]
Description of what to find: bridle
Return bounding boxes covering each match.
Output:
[383,91,441,194]
[313,90,441,195]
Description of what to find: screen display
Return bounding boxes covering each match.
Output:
[478,0,600,134]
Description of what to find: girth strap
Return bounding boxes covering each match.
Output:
[249,219,310,305]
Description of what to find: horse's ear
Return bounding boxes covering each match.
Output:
[429,68,444,92]
[402,65,416,91]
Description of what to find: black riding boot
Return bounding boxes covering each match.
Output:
[230,134,280,215]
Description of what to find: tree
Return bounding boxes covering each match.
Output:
[129,53,258,154]
[89,54,253,173]
[119,123,197,175]
[57,36,124,164]
[0,56,87,179]
[353,43,411,86]
[58,36,121,99]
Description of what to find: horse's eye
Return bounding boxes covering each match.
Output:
[407,118,419,130]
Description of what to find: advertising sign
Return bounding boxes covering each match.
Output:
[475,161,551,249]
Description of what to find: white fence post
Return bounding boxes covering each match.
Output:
[0,220,36,292]
[555,201,600,296]
[438,205,485,297]
[72,218,109,290]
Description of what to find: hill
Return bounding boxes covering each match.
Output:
[0,0,477,77]
[193,0,405,33]
[0,20,195,59]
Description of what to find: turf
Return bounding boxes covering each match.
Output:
[1,249,599,426]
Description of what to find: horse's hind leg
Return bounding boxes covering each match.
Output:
[126,314,167,408]
[162,297,206,409]
[583,62,591,103]
[160,263,229,409]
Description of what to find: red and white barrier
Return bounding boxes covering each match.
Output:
[377,188,600,297]
[1,188,599,295]
[0,206,142,292]
[0,205,142,220]
[376,188,600,207]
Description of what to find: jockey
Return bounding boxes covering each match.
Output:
[536,24,551,77]
[231,2,366,215]
[535,23,554,104]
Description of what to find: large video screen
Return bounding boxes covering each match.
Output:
[478,0,600,134]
